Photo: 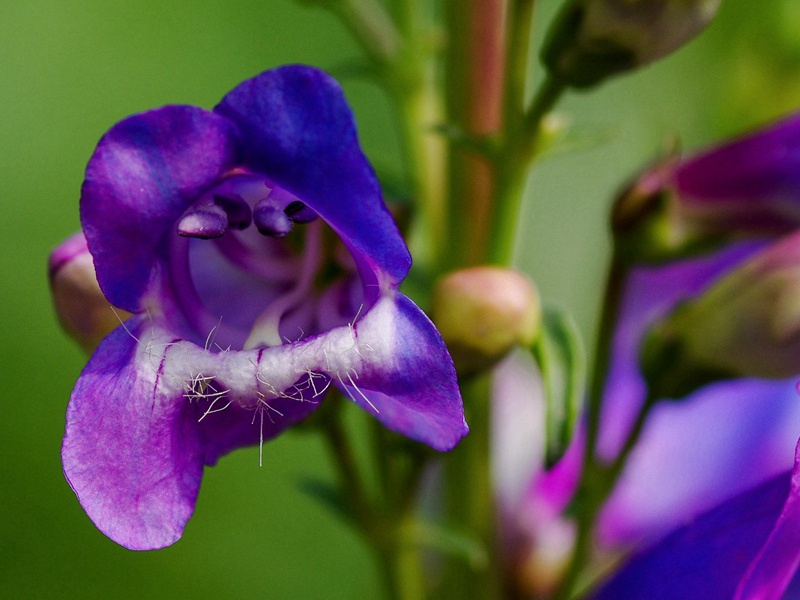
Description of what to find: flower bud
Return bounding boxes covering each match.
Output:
[614,113,800,264]
[542,0,721,88]
[432,267,541,376]
[641,231,800,399]
[49,233,132,354]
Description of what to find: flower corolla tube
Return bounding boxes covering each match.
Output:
[55,65,467,551]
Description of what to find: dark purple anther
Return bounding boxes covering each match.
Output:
[177,204,228,239]
[253,198,293,237]
[284,200,318,224]
[213,194,252,229]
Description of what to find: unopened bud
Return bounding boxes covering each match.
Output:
[49,233,131,354]
[432,267,541,376]
[614,113,800,263]
[542,0,721,88]
[641,231,800,399]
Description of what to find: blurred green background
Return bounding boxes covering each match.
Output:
[2,1,800,598]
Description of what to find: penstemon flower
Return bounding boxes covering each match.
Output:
[54,65,466,551]
[498,113,800,598]
[496,249,800,598]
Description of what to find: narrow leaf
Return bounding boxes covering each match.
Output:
[532,304,586,468]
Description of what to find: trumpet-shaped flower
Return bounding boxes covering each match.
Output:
[55,65,467,551]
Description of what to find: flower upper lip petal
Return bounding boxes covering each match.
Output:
[80,105,240,313]
[214,65,411,289]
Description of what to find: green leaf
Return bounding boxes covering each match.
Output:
[532,304,586,468]
[406,521,488,569]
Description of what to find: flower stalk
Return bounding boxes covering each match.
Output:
[553,252,629,600]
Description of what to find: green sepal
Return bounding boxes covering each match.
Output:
[531,304,586,468]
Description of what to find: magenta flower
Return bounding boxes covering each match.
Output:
[57,65,467,551]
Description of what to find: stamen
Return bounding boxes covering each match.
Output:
[212,194,252,229]
[253,199,293,237]
[177,204,228,239]
[284,200,318,224]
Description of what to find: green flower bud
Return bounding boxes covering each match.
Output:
[432,267,541,376]
[543,0,721,88]
[642,231,800,399]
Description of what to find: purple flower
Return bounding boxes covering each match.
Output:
[496,249,800,598]
[497,114,800,596]
[614,113,800,261]
[57,65,467,551]
[592,441,800,600]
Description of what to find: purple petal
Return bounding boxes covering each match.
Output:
[332,293,467,452]
[599,378,800,545]
[674,113,800,227]
[214,65,411,291]
[81,106,239,312]
[591,471,791,600]
[597,243,800,544]
[62,318,204,550]
[735,440,800,600]
[491,351,545,511]
[598,243,766,460]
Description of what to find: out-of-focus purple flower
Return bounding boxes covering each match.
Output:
[595,247,800,544]
[592,440,800,600]
[614,113,800,262]
[497,114,800,596]
[54,66,466,551]
[496,248,800,598]
[641,229,800,401]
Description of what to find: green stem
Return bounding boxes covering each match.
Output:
[380,517,428,600]
[503,0,536,135]
[583,255,626,479]
[322,400,428,600]
[605,393,657,486]
[489,75,565,265]
[442,0,507,267]
[306,0,400,65]
[321,399,377,533]
[484,1,567,265]
[392,75,448,270]
[552,255,637,600]
[438,374,501,600]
